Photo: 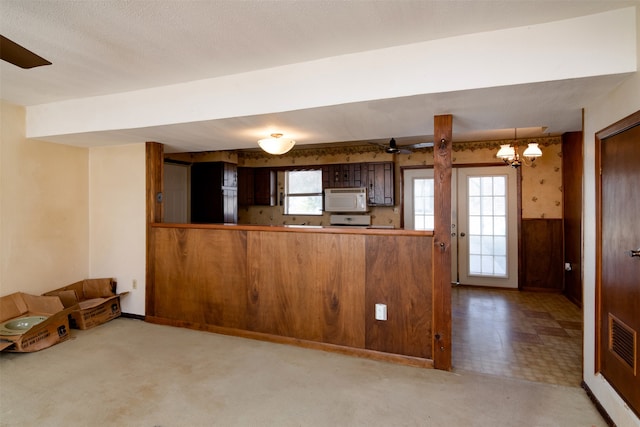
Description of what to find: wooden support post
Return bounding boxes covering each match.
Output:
[146,141,164,318]
[432,115,452,370]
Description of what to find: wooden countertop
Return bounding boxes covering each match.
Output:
[151,222,434,237]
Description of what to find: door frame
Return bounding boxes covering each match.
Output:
[595,110,640,373]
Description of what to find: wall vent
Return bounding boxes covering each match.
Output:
[609,314,637,374]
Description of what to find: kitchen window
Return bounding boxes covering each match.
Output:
[284,170,323,215]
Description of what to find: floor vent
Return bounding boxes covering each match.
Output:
[609,314,636,374]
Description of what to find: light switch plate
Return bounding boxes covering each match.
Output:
[375,303,387,321]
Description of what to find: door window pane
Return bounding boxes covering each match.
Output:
[413,178,434,230]
[467,175,508,278]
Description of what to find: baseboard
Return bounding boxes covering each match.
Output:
[121,312,145,321]
[146,315,434,369]
[581,381,615,427]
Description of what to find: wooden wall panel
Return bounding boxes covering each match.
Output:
[521,219,564,291]
[562,131,583,306]
[149,225,434,362]
[246,231,366,347]
[152,227,248,328]
[365,235,433,359]
[316,233,367,347]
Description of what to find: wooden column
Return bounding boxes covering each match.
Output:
[146,141,164,317]
[432,115,452,370]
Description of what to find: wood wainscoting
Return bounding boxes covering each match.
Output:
[521,218,564,291]
[147,224,434,367]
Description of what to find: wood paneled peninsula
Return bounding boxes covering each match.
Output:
[147,223,435,367]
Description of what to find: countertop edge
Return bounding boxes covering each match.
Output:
[151,223,434,236]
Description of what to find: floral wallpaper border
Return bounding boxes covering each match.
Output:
[235,136,562,161]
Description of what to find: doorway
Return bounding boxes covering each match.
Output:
[405,164,584,385]
[404,166,518,288]
[164,162,190,223]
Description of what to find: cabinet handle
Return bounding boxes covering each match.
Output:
[628,248,640,258]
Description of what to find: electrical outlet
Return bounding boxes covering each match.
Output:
[375,303,387,321]
[132,279,137,290]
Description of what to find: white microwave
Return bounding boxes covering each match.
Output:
[324,187,368,212]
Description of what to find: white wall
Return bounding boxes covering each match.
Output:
[0,101,89,295]
[582,6,640,426]
[89,144,146,316]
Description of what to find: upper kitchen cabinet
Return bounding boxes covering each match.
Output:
[254,168,276,206]
[322,161,394,206]
[237,167,254,206]
[367,162,394,206]
[238,167,276,206]
[191,162,238,224]
[323,163,364,188]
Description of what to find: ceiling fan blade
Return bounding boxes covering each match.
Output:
[407,142,434,149]
[1,35,52,69]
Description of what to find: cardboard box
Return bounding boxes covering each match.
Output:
[0,293,73,352]
[44,278,129,330]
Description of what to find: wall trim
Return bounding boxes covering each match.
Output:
[581,381,616,427]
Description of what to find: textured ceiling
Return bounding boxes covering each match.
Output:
[1,0,637,151]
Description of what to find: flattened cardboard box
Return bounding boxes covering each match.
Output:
[44,278,129,330]
[0,292,74,352]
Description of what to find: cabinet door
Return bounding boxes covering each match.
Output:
[367,162,394,206]
[328,164,343,187]
[254,169,276,206]
[352,163,363,187]
[322,165,331,189]
[237,167,255,206]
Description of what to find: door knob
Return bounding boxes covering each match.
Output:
[628,248,640,258]
[460,232,466,237]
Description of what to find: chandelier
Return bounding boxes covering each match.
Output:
[496,129,543,168]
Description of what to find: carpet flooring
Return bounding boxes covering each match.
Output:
[0,318,605,427]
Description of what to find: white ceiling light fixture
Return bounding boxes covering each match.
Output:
[258,133,296,155]
[496,128,542,168]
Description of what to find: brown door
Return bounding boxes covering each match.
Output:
[598,116,640,417]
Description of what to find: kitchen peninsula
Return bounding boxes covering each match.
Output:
[146,222,435,366]
[147,115,452,369]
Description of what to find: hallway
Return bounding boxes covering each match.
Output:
[451,286,583,386]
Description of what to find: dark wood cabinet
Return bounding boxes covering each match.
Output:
[367,162,394,206]
[238,167,276,206]
[324,163,363,188]
[191,162,237,223]
[322,162,394,206]
[254,168,276,206]
[237,167,254,206]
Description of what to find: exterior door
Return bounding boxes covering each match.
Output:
[404,166,518,288]
[457,167,518,288]
[598,119,640,417]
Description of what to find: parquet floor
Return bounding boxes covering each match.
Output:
[452,286,583,386]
